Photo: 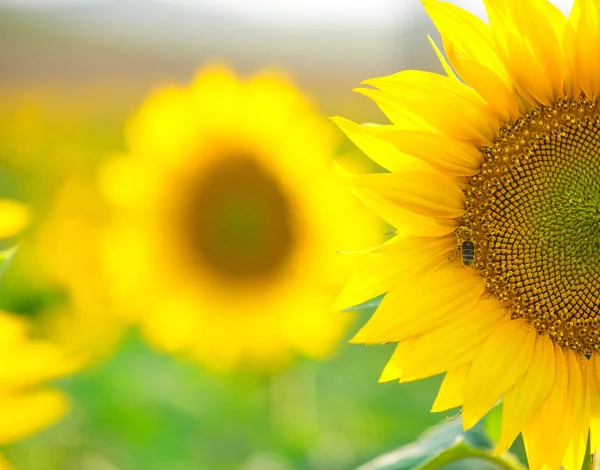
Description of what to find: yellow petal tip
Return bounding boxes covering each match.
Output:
[353,87,375,97]
[460,413,478,432]
[348,332,367,344]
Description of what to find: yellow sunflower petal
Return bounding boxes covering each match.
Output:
[0,199,29,240]
[0,389,68,444]
[422,0,524,122]
[522,347,589,470]
[372,128,482,176]
[142,298,201,354]
[348,171,466,219]
[521,344,569,470]
[561,4,579,96]
[481,1,531,105]
[512,0,568,96]
[0,312,29,347]
[349,187,459,237]
[462,319,536,430]
[334,161,459,236]
[590,353,600,455]
[570,0,600,98]
[362,70,485,109]
[569,0,583,24]
[335,235,453,311]
[0,341,79,390]
[357,71,497,144]
[331,117,433,172]
[379,300,507,383]
[445,53,522,123]
[562,354,590,470]
[126,84,196,160]
[427,35,458,81]
[494,333,556,454]
[351,266,484,344]
[483,0,566,106]
[431,362,471,413]
[422,0,508,82]
[0,312,81,389]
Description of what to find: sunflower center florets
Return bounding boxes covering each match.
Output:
[464,96,600,355]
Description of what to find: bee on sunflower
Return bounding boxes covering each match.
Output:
[101,65,380,371]
[334,1,600,469]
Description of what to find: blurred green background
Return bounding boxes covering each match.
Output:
[5,327,442,470]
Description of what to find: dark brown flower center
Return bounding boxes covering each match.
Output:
[177,155,295,284]
[463,96,600,354]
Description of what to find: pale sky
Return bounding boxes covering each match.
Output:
[0,0,576,27]
[175,0,575,25]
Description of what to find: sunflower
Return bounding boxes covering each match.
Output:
[0,205,75,468]
[0,312,77,467]
[101,65,380,371]
[335,1,600,468]
[0,312,77,445]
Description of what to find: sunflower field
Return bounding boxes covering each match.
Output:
[1,1,600,469]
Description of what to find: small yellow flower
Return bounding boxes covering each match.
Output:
[0,312,77,465]
[336,1,600,469]
[102,65,380,371]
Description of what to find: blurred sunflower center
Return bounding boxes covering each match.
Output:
[179,154,295,282]
[463,96,600,355]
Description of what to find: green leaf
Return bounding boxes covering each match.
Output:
[418,442,525,470]
[357,417,526,470]
[483,403,502,445]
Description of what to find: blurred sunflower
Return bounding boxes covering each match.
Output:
[101,65,380,371]
[0,312,77,469]
[0,201,76,468]
[335,0,600,469]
